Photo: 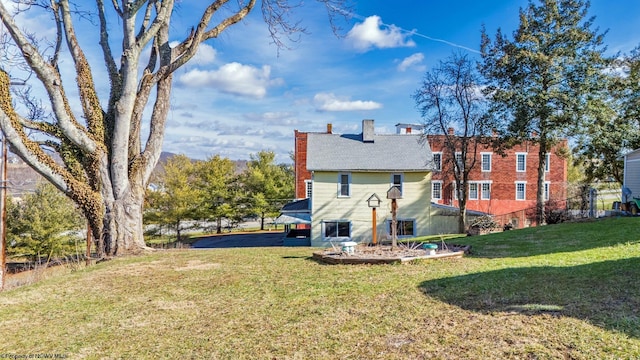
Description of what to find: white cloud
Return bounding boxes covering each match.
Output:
[168,42,216,65]
[313,93,382,112]
[398,53,425,72]
[178,62,282,98]
[192,43,217,64]
[244,111,299,125]
[346,15,415,52]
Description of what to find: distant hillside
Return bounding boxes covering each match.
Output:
[152,152,248,177]
[7,156,39,197]
[6,151,250,197]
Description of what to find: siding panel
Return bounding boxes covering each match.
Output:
[310,171,432,246]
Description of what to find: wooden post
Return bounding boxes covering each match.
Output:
[372,207,377,246]
[386,186,401,251]
[0,135,7,291]
[391,199,397,250]
[86,223,92,266]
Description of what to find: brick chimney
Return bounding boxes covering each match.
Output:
[447,127,455,135]
[362,119,375,142]
[327,123,332,134]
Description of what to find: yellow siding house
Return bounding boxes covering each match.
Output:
[306,120,434,247]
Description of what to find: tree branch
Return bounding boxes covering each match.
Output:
[0,2,97,153]
[97,0,120,103]
[0,70,71,193]
[167,0,255,76]
[131,0,173,52]
[50,1,63,67]
[135,1,154,42]
[59,0,105,142]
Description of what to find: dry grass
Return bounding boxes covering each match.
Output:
[0,217,639,359]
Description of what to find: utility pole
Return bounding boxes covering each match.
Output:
[0,134,7,290]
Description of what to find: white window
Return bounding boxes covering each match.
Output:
[481,153,492,172]
[455,152,464,172]
[452,182,458,200]
[469,183,478,200]
[481,182,491,200]
[432,181,442,200]
[545,153,550,172]
[338,173,350,197]
[323,220,351,239]
[387,219,416,237]
[516,153,527,172]
[391,173,403,196]
[305,180,313,199]
[432,152,442,171]
[515,182,526,200]
[544,182,550,200]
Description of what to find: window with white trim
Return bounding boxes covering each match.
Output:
[544,182,550,200]
[432,181,442,200]
[455,152,463,172]
[391,173,403,196]
[338,173,351,197]
[481,153,492,172]
[516,153,527,172]
[432,152,442,171]
[515,182,526,200]
[305,180,313,199]
[481,182,491,200]
[323,220,350,239]
[452,182,458,200]
[387,219,416,237]
[545,153,550,172]
[469,183,479,200]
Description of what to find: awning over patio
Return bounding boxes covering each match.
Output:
[275,212,311,224]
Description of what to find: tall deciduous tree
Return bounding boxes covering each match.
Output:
[480,0,607,224]
[197,155,238,233]
[0,0,347,256]
[242,150,293,230]
[413,52,492,233]
[144,154,202,241]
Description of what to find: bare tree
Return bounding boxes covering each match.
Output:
[413,52,493,233]
[0,0,348,257]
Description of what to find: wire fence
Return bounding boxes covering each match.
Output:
[492,187,616,229]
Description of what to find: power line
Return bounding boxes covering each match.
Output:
[332,6,481,54]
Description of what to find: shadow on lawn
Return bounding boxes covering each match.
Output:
[420,256,640,338]
[465,218,640,259]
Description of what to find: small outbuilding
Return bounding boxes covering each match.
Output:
[275,198,311,246]
[623,148,640,202]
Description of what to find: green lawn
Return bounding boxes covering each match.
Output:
[1,217,639,359]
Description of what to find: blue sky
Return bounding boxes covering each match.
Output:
[5,1,640,163]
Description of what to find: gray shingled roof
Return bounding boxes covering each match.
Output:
[306,133,433,171]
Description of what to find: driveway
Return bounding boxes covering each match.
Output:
[191,231,285,248]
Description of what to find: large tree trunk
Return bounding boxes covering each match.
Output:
[457,179,468,234]
[101,184,147,256]
[458,201,467,234]
[536,140,548,226]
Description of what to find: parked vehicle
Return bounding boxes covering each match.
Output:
[619,187,640,215]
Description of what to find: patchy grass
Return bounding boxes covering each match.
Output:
[1,217,639,358]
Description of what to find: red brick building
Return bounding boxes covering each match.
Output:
[426,131,568,228]
[294,129,312,200]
